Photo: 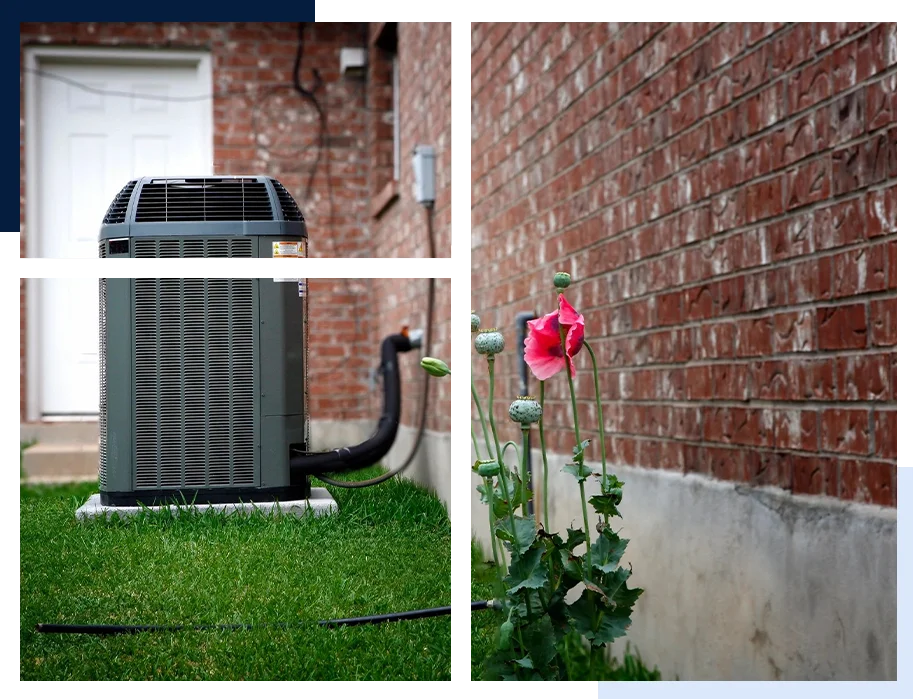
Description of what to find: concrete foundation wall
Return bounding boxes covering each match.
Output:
[307,419,375,452]
[471,449,897,680]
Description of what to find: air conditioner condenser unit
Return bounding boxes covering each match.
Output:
[97,176,415,507]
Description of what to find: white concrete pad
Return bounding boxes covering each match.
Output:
[75,488,338,521]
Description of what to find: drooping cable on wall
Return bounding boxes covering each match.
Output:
[314,206,436,488]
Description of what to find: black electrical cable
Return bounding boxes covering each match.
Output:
[314,205,437,489]
[292,21,328,203]
[35,601,497,636]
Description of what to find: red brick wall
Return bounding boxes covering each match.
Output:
[471,22,896,506]
[19,22,451,434]
[368,22,452,434]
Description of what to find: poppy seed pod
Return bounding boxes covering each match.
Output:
[509,396,543,424]
[553,271,572,289]
[471,311,481,333]
[477,460,500,478]
[475,329,505,356]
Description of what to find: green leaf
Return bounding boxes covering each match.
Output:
[494,516,539,555]
[602,473,625,497]
[591,609,634,646]
[505,544,548,594]
[476,483,489,504]
[567,591,634,646]
[561,462,593,483]
[589,494,622,518]
[611,580,644,612]
[562,551,585,583]
[572,439,592,464]
[514,656,534,670]
[590,530,629,573]
[597,566,633,601]
[565,527,586,551]
[491,470,523,519]
[524,615,557,671]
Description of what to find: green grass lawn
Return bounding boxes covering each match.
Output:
[20,468,450,680]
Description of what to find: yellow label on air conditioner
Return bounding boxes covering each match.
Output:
[272,241,304,258]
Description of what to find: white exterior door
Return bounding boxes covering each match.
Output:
[34,55,213,416]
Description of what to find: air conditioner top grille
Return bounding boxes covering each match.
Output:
[99,176,308,230]
[270,179,305,221]
[134,178,274,223]
[103,180,138,224]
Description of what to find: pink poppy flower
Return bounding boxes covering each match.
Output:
[523,294,585,381]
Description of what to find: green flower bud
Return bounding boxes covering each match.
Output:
[471,311,481,333]
[474,329,504,356]
[477,459,500,478]
[509,396,543,424]
[420,356,451,377]
[554,271,572,289]
[499,620,514,650]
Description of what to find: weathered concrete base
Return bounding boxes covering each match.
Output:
[471,450,897,680]
[307,419,375,452]
[75,488,338,521]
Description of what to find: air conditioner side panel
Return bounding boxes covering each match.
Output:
[101,277,135,493]
[257,279,304,488]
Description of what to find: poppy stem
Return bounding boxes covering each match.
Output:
[559,325,591,571]
[520,426,531,517]
[500,441,522,466]
[488,356,518,541]
[483,477,505,581]
[471,381,494,460]
[583,340,608,489]
[539,380,550,533]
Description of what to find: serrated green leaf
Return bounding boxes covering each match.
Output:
[573,439,592,463]
[492,470,523,519]
[611,580,644,611]
[565,527,586,551]
[505,544,548,594]
[588,494,622,518]
[597,565,632,601]
[524,615,557,670]
[514,656,534,669]
[494,515,539,555]
[602,473,625,494]
[567,591,634,646]
[590,530,629,573]
[562,552,585,583]
[583,579,611,604]
[561,462,593,483]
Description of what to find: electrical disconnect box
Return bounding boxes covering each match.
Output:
[411,146,436,207]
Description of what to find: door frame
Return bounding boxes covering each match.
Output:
[24,46,214,421]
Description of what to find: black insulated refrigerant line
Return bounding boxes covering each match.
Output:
[288,333,412,480]
[36,601,497,636]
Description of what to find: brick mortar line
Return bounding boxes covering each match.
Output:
[472,395,896,411]
[557,398,896,410]
[568,344,897,370]
[535,428,892,462]
[470,22,542,84]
